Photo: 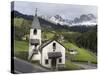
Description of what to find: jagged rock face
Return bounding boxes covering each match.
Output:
[42,14,97,26]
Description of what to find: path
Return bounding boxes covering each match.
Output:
[72,61,97,69]
[14,57,50,74]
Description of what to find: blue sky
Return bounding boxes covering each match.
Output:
[13,1,97,20]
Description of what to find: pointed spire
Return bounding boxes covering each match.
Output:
[31,8,41,29]
[35,8,37,16]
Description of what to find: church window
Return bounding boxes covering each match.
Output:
[53,43,56,50]
[45,59,49,64]
[33,29,37,35]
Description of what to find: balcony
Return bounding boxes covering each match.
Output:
[30,39,40,46]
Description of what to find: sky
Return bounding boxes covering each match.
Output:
[12,1,97,20]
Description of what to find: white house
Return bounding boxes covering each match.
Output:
[39,40,65,68]
[28,9,66,69]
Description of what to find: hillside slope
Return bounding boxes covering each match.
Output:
[61,41,97,63]
[14,39,97,63]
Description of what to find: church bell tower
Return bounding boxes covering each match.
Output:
[28,8,41,61]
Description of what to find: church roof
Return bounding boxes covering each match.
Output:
[39,40,65,52]
[31,9,41,29]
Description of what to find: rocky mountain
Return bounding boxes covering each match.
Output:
[41,14,97,26]
[50,15,66,25]
[12,10,97,27]
[41,14,66,25]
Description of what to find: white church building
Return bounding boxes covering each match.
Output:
[28,9,66,69]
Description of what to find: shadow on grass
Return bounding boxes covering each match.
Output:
[14,51,28,60]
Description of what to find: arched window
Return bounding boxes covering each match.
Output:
[53,43,56,50]
[33,29,37,35]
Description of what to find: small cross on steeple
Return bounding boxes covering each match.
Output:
[35,8,37,16]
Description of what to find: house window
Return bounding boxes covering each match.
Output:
[59,58,62,63]
[53,43,56,50]
[33,29,37,35]
[45,59,49,64]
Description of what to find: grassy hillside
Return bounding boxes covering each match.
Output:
[14,40,28,51]
[13,17,97,65]
[42,30,97,63]
[14,40,28,60]
[65,60,82,70]
[14,18,24,27]
[14,22,97,63]
[61,41,97,63]
[14,39,97,64]
[42,31,55,40]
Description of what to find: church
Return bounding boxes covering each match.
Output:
[28,9,66,69]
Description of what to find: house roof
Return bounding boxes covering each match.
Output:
[39,39,65,52]
[31,9,41,29]
[39,40,52,52]
[48,52,62,59]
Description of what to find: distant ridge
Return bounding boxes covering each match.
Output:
[12,10,97,33]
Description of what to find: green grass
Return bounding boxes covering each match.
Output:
[65,60,82,70]
[42,31,55,40]
[14,40,28,51]
[14,40,29,60]
[14,18,24,27]
[61,41,97,63]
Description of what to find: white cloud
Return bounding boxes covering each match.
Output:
[13,1,97,19]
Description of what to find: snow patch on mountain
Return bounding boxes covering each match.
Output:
[40,14,97,26]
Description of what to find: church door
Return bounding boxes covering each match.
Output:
[51,58,56,69]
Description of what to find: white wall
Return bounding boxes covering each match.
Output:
[28,29,41,61]
[41,40,65,68]
[30,29,41,45]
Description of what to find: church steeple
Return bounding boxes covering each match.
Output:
[35,8,37,16]
[28,8,41,61]
[31,8,41,29]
